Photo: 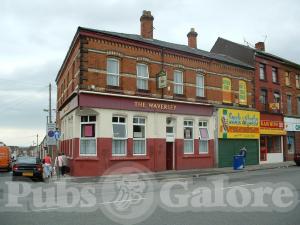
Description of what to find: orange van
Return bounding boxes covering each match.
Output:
[0,144,11,171]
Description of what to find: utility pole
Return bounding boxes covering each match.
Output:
[49,83,52,123]
[36,134,38,157]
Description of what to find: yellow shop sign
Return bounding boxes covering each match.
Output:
[219,108,260,139]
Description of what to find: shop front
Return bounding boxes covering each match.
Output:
[217,108,260,168]
[284,117,300,161]
[59,92,216,176]
[260,113,285,164]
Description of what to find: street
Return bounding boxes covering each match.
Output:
[0,166,300,225]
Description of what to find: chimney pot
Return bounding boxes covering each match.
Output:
[140,10,154,39]
[187,28,198,49]
[255,42,265,51]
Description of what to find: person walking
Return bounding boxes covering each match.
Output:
[43,153,52,178]
[61,152,67,176]
[239,146,247,168]
[54,153,63,178]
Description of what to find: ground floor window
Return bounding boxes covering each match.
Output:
[80,115,96,155]
[287,133,295,154]
[112,116,127,156]
[266,136,282,153]
[199,121,209,154]
[184,120,194,154]
[133,117,146,155]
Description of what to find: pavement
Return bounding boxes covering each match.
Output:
[53,161,297,183]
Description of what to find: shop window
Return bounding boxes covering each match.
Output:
[174,70,183,95]
[287,135,295,154]
[80,115,96,155]
[137,63,149,90]
[196,74,205,97]
[198,121,209,154]
[133,117,146,155]
[107,58,120,86]
[259,64,266,80]
[184,120,194,154]
[112,116,127,156]
[272,67,278,83]
[267,136,281,153]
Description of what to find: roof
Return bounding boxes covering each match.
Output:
[55,27,255,82]
[211,37,300,69]
[79,27,253,69]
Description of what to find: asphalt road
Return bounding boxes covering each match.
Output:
[1,166,300,225]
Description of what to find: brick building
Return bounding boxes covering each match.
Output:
[211,38,300,163]
[56,11,256,176]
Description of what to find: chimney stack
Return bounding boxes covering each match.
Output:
[187,28,198,49]
[255,42,265,51]
[140,10,154,39]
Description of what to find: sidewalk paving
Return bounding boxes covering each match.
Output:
[54,161,297,183]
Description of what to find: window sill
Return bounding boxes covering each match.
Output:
[183,154,211,159]
[110,156,150,161]
[136,90,151,96]
[75,157,99,161]
[173,94,186,101]
[106,86,122,93]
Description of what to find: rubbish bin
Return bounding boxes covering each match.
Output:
[233,155,244,170]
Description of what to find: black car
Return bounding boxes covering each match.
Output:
[295,153,300,166]
[12,157,44,181]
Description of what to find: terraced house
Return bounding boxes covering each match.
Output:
[56,11,257,176]
[211,37,300,164]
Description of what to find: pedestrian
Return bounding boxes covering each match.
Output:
[61,152,67,176]
[43,153,52,178]
[54,152,63,178]
[239,146,247,168]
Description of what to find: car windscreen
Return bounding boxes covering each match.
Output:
[16,157,37,164]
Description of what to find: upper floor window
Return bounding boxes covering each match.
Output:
[136,63,149,90]
[296,75,300,89]
[274,92,280,104]
[259,64,266,80]
[222,78,232,103]
[272,67,278,83]
[80,115,96,155]
[239,80,247,105]
[196,74,205,97]
[287,95,292,114]
[184,120,194,154]
[260,89,267,110]
[112,116,127,156]
[133,117,146,155]
[107,58,120,86]
[297,97,300,115]
[198,121,209,154]
[174,70,183,95]
[285,71,291,86]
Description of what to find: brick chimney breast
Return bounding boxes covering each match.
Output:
[187,28,198,49]
[140,10,154,39]
[255,42,265,51]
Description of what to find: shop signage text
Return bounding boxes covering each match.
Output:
[219,108,260,139]
[134,101,176,111]
[260,119,286,135]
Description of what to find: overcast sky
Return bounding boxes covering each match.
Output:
[1,0,300,146]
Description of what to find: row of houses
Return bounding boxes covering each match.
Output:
[55,10,300,176]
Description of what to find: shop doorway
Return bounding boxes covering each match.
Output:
[260,136,267,161]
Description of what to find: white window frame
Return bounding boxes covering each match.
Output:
[79,115,97,156]
[136,63,149,90]
[272,67,278,83]
[133,117,146,156]
[196,74,205,97]
[174,70,183,95]
[107,58,120,86]
[198,121,209,154]
[112,116,127,156]
[183,120,194,154]
[259,64,266,80]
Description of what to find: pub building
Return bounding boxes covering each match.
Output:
[56,11,255,176]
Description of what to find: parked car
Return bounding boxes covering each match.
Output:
[0,144,11,171]
[294,153,300,166]
[12,157,44,181]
